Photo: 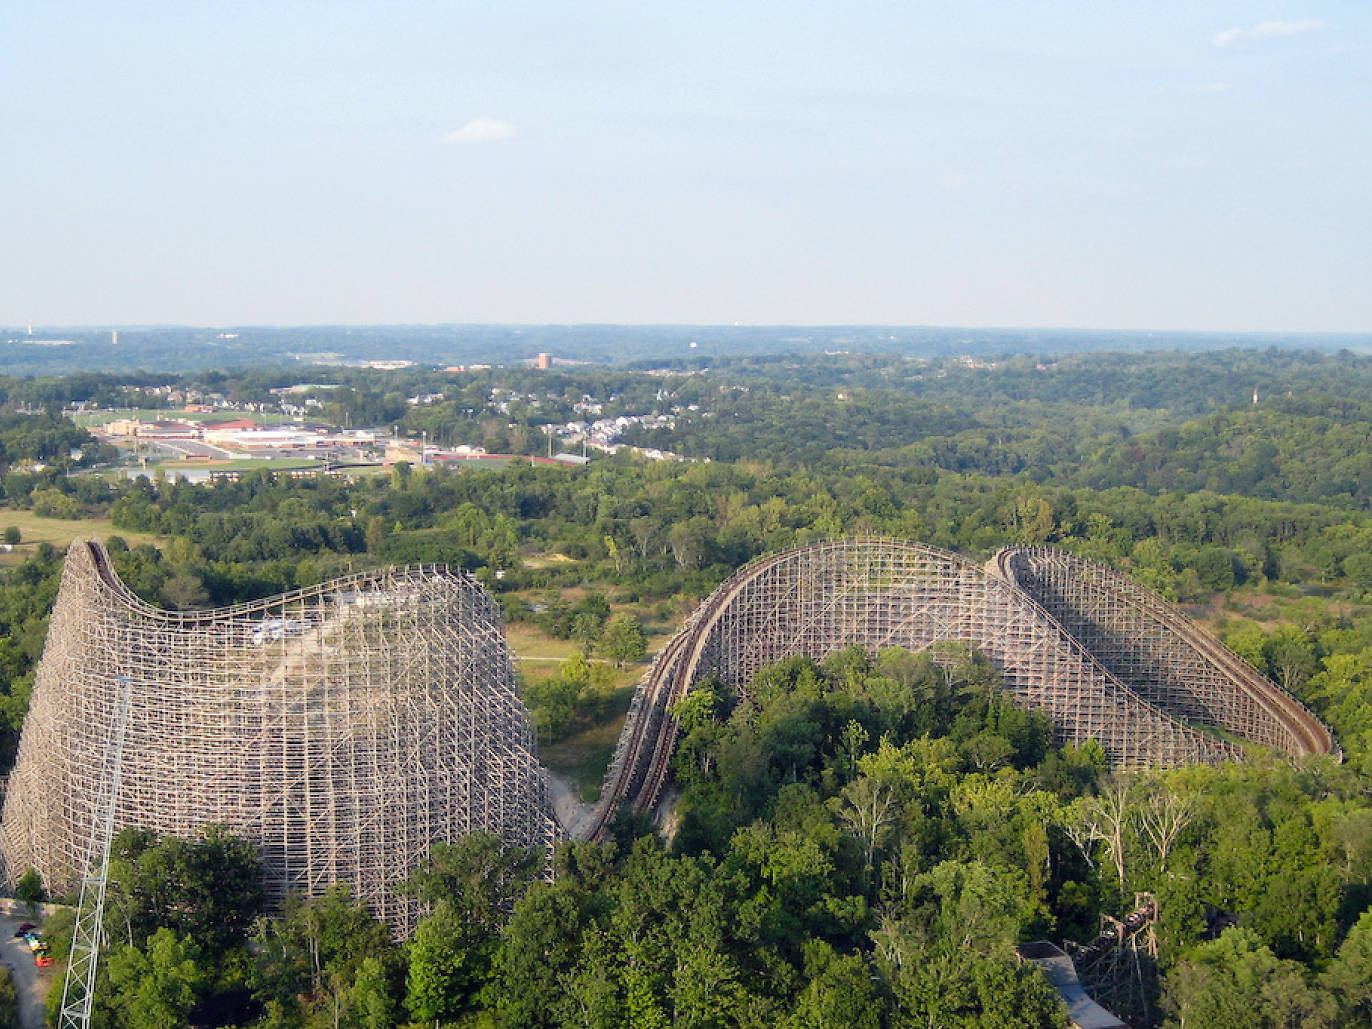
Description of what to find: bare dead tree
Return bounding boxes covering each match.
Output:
[1137,777,1193,873]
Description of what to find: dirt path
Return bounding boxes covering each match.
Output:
[547,771,596,838]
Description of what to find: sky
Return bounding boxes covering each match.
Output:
[1,2,1369,332]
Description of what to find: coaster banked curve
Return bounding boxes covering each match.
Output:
[584,539,1334,840]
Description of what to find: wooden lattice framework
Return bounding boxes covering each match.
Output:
[1002,547,1333,757]
[588,539,1334,838]
[0,540,557,935]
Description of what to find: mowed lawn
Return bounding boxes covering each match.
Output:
[0,507,163,565]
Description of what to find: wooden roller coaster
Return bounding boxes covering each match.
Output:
[583,539,1335,840]
[0,540,558,937]
[0,536,1336,928]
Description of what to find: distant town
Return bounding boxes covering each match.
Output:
[50,359,687,482]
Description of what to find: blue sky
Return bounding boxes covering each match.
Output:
[2,2,1368,331]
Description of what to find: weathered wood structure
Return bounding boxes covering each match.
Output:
[0,540,556,935]
[588,538,1334,839]
[0,536,1335,919]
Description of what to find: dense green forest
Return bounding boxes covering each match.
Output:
[24,654,1372,1028]
[3,348,1372,1026]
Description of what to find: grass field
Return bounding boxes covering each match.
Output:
[151,458,323,473]
[523,552,577,569]
[504,612,658,798]
[507,623,584,690]
[446,456,520,471]
[539,684,638,800]
[505,622,583,662]
[509,625,649,693]
[0,507,163,565]
[70,410,300,428]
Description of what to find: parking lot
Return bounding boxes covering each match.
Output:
[0,909,53,1029]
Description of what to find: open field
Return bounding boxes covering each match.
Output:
[504,593,673,686]
[151,457,323,473]
[539,684,638,801]
[506,623,584,691]
[442,456,521,471]
[523,552,578,569]
[505,622,583,664]
[509,629,649,692]
[1194,584,1372,644]
[504,612,659,797]
[0,508,162,565]
[70,410,300,428]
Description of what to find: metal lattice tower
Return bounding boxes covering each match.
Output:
[0,540,558,936]
[587,539,1335,838]
[57,676,132,1029]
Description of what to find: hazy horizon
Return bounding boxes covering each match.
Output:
[10,320,1372,336]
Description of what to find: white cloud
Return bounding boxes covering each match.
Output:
[441,118,518,144]
[1214,19,1326,48]
[1194,82,1232,94]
